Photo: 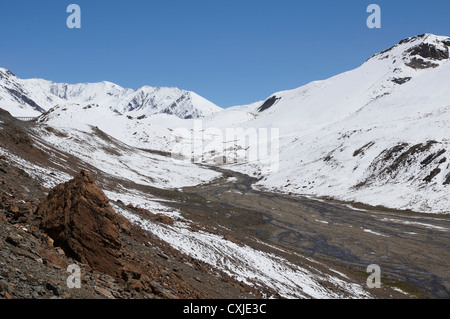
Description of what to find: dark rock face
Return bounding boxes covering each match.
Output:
[354,141,447,189]
[407,43,449,61]
[392,77,412,85]
[405,57,439,69]
[258,96,281,112]
[369,35,450,68]
[423,168,441,183]
[404,41,449,69]
[36,170,126,277]
[444,173,450,185]
[421,149,446,167]
[4,88,46,113]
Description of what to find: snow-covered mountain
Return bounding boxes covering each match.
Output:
[0,68,222,119]
[5,33,450,214]
[223,33,450,214]
[109,33,449,215]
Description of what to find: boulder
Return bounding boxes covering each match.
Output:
[35,170,125,278]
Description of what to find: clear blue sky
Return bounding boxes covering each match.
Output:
[0,0,449,108]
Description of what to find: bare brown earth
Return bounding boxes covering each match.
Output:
[0,155,264,299]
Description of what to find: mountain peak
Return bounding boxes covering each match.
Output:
[369,33,450,69]
[0,68,17,79]
[0,68,222,118]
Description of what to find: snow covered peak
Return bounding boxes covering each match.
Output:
[240,33,450,146]
[0,68,16,79]
[115,86,222,119]
[369,33,450,69]
[0,69,222,118]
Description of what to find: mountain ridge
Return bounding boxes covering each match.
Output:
[0,68,222,119]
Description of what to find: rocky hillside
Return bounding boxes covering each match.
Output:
[0,109,266,299]
[0,165,263,299]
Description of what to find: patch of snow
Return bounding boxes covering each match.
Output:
[0,146,71,188]
[363,228,389,237]
[380,218,449,232]
[115,202,371,299]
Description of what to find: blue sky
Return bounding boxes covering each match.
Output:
[0,0,449,108]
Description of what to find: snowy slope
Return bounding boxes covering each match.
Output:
[13,33,450,214]
[237,34,450,135]
[226,34,450,214]
[0,68,222,119]
[120,33,449,214]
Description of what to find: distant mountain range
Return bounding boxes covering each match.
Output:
[0,68,222,119]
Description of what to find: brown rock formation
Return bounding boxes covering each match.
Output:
[35,170,126,278]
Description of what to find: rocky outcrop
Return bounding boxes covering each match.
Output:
[406,42,449,61]
[258,95,281,112]
[35,170,127,278]
[404,37,449,69]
